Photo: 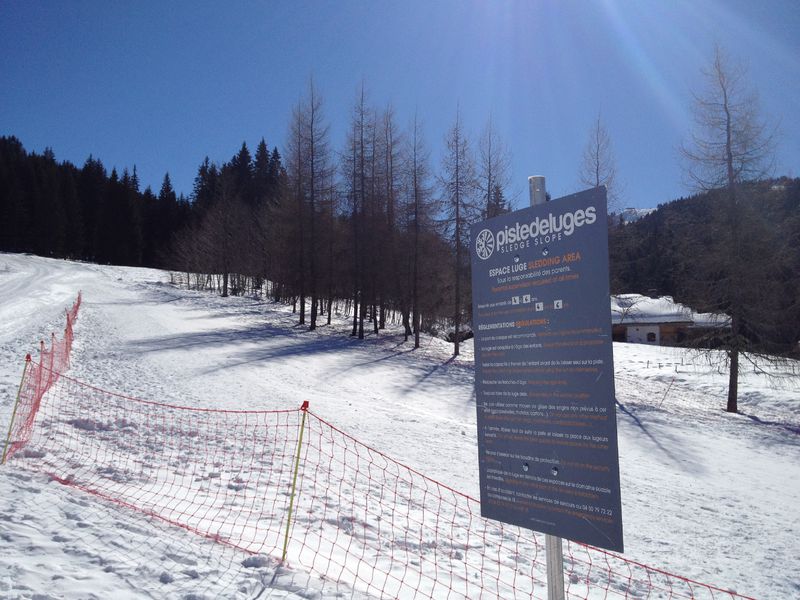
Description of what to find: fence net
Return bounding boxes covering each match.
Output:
[2,291,80,463]
[2,294,756,600]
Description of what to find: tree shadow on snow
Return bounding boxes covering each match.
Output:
[615,398,705,474]
[123,323,358,377]
[739,412,800,436]
[124,322,294,354]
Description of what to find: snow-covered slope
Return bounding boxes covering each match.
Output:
[0,253,797,599]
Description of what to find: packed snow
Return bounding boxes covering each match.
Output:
[0,253,798,599]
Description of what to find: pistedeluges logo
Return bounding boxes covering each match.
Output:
[475,206,597,260]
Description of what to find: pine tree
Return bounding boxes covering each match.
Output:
[229,142,254,206]
[0,137,30,252]
[60,164,84,259]
[79,155,107,262]
[253,138,272,208]
[31,148,66,257]
[192,157,219,216]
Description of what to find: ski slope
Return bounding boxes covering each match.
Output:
[0,253,798,599]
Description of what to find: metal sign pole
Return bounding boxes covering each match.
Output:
[546,534,565,599]
[529,175,566,600]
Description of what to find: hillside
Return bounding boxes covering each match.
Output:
[609,178,800,356]
[0,253,798,598]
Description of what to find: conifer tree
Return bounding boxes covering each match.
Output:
[253,138,272,208]
[192,157,219,216]
[229,142,254,206]
[59,164,84,259]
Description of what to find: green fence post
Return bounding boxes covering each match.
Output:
[282,401,309,563]
[2,354,32,465]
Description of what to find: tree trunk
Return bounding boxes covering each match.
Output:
[454,212,461,357]
[351,290,359,337]
[326,294,332,326]
[309,104,317,331]
[413,249,420,349]
[358,288,366,339]
[727,347,739,413]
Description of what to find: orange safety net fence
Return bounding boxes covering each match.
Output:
[2,294,756,599]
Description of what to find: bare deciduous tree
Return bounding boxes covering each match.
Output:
[378,105,403,329]
[579,113,620,211]
[405,113,433,349]
[439,108,479,357]
[681,45,778,413]
[287,81,332,330]
[478,116,512,219]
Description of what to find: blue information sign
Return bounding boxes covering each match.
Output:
[470,187,623,552]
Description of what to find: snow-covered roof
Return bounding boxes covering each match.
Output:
[690,310,731,328]
[611,294,729,328]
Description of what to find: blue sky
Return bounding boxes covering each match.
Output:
[1,1,798,210]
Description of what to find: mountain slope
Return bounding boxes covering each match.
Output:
[0,253,797,598]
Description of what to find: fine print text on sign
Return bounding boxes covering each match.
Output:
[470,187,623,552]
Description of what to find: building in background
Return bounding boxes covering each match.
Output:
[611,294,729,347]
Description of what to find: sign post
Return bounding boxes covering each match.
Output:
[470,180,623,595]
[529,177,567,600]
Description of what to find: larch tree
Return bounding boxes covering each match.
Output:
[579,113,620,211]
[379,105,403,329]
[344,117,361,337]
[343,84,375,339]
[680,44,778,413]
[289,103,307,323]
[286,82,332,330]
[368,116,385,336]
[478,116,512,219]
[303,82,331,330]
[404,113,433,349]
[439,109,479,357]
